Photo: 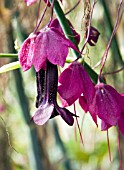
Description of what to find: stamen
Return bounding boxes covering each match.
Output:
[81,112,85,133]
[74,119,77,141]
[107,130,112,162]
[118,129,123,170]
[74,103,84,144]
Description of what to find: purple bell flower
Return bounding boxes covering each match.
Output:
[89,83,123,126]
[101,93,124,137]
[19,26,78,72]
[58,61,95,106]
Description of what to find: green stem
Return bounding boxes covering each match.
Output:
[0,53,18,58]
[49,0,99,83]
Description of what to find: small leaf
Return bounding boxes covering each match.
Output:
[0,61,21,73]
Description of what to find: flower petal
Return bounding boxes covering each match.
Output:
[55,104,75,126]
[58,67,82,105]
[58,62,95,105]
[118,112,124,137]
[33,33,47,71]
[50,109,59,119]
[24,0,37,6]
[87,26,100,46]
[33,27,79,71]
[50,18,80,44]
[91,83,121,126]
[46,28,78,67]
[60,96,69,107]
[79,96,89,113]
[88,95,98,126]
[18,34,36,71]
[58,108,74,126]
[101,121,112,131]
[33,103,54,125]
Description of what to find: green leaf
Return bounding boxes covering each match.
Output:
[0,53,18,58]
[0,61,21,73]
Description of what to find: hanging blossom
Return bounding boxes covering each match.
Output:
[83,83,124,132]
[58,61,95,108]
[101,93,124,137]
[58,62,124,133]
[58,61,95,106]
[18,25,78,72]
[88,83,121,126]
[33,61,76,126]
[19,20,79,126]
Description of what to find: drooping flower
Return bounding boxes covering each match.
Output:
[58,61,95,106]
[19,26,78,72]
[33,60,76,126]
[101,93,124,137]
[86,26,100,46]
[50,18,80,44]
[24,0,37,6]
[89,83,123,126]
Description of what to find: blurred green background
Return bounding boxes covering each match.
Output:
[0,0,124,170]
